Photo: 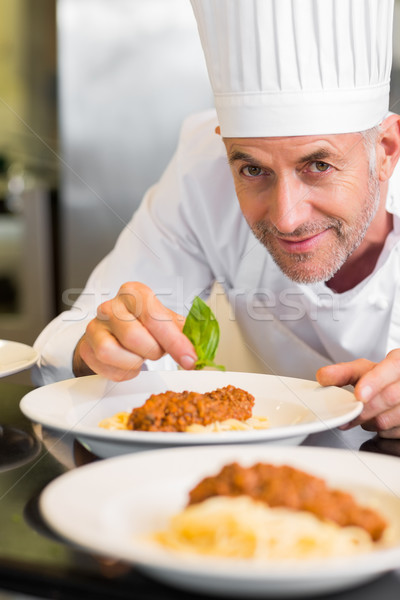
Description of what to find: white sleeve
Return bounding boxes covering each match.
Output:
[32,116,218,385]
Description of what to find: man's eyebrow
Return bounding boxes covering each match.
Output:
[227,150,261,166]
[298,149,338,163]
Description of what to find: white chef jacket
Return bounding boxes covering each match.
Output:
[32,109,400,386]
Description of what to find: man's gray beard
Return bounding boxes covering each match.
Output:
[252,175,381,285]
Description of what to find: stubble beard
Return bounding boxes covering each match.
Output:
[251,175,381,285]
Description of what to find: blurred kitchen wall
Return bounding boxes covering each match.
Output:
[0,0,58,347]
[0,0,58,171]
[57,0,213,301]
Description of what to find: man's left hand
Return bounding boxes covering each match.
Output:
[316,349,400,439]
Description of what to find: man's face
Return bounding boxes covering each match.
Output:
[224,132,380,284]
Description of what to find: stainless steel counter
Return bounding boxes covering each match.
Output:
[1,381,399,600]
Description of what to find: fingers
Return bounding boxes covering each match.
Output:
[372,426,400,440]
[74,282,198,381]
[78,331,143,382]
[348,378,400,437]
[97,294,165,362]
[77,319,158,382]
[117,283,196,366]
[353,349,400,402]
[361,418,400,439]
[344,401,400,439]
[316,359,376,388]
[348,351,400,433]
[317,351,400,439]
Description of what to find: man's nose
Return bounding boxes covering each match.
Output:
[268,177,311,233]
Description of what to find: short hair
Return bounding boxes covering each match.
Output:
[361,125,381,174]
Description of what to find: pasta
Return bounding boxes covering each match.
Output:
[185,416,269,432]
[154,495,377,560]
[99,413,269,432]
[99,412,130,431]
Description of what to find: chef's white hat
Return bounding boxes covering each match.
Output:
[190,0,394,137]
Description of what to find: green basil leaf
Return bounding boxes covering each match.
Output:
[183,296,225,371]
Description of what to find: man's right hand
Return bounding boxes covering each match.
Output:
[72,282,198,381]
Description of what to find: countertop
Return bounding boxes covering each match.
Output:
[0,380,399,600]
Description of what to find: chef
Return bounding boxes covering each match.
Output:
[33,0,400,438]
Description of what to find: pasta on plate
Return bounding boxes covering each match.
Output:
[154,496,377,560]
[151,461,392,561]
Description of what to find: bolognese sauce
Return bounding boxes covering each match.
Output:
[127,385,255,432]
[127,385,254,431]
[188,462,387,541]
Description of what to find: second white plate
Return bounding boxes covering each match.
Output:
[39,445,400,597]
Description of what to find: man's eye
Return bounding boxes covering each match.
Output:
[309,161,331,173]
[242,165,264,177]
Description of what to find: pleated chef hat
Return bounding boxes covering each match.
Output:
[190,0,394,137]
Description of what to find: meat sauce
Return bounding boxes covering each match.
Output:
[127,385,255,432]
[188,462,387,541]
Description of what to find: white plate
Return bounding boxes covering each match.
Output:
[39,444,400,598]
[0,339,38,378]
[20,370,362,457]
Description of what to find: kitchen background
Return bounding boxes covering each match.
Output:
[1,0,400,382]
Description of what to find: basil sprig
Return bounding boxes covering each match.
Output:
[183,296,225,371]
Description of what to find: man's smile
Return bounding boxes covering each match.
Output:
[275,229,330,254]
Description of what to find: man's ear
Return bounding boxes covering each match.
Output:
[215,125,221,136]
[377,114,400,181]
